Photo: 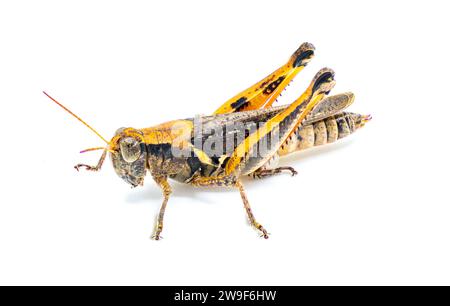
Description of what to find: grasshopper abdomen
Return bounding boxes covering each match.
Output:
[278,112,371,156]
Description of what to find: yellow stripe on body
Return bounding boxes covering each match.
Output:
[225,90,326,175]
[224,67,335,175]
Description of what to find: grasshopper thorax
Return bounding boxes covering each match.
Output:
[109,127,148,187]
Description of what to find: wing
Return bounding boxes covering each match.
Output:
[223,92,355,126]
[213,42,315,115]
[193,92,354,160]
[224,68,336,175]
[303,92,355,125]
[192,107,284,158]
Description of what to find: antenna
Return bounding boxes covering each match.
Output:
[43,91,109,145]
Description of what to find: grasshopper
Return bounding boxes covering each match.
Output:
[45,42,370,239]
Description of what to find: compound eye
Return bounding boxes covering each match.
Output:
[119,137,142,163]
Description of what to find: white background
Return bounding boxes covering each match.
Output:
[1,0,449,285]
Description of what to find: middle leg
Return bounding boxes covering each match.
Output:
[189,174,269,239]
[251,166,298,179]
[235,180,269,239]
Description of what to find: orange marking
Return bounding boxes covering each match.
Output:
[141,120,194,145]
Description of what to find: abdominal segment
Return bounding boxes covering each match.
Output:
[277,112,367,156]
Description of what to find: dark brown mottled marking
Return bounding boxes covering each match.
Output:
[230,97,249,111]
[291,42,315,67]
[312,71,334,93]
[263,76,286,95]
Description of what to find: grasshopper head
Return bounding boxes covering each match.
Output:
[109,127,148,187]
